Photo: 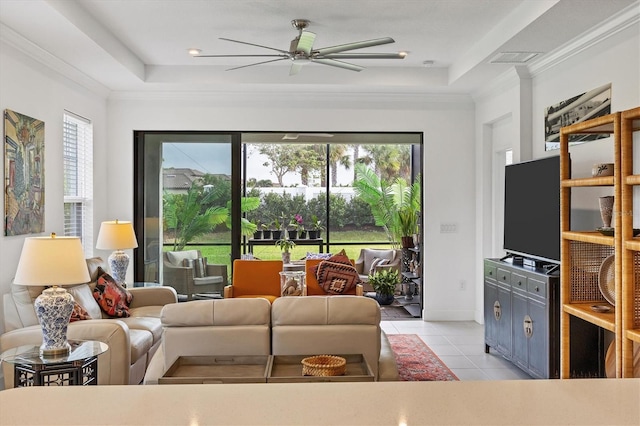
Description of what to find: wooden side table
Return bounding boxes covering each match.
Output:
[0,340,108,387]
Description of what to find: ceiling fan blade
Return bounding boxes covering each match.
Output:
[320,52,406,60]
[196,54,288,58]
[313,58,364,72]
[296,31,316,55]
[219,37,291,55]
[225,57,288,71]
[314,37,395,56]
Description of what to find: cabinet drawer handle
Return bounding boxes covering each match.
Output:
[518,281,523,286]
[535,286,540,292]
[524,315,533,338]
[489,271,493,276]
[493,301,501,321]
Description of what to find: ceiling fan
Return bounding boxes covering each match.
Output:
[192,19,406,75]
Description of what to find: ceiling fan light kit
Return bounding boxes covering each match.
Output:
[193,19,406,74]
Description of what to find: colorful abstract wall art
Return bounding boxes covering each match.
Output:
[4,109,45,236]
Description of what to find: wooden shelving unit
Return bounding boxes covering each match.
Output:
[560,112,621,378]
[621,106,640,377]
[560,106,640,379]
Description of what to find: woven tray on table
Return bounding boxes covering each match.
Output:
[301,355,346,376]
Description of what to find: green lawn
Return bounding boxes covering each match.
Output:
[165,229,395,270]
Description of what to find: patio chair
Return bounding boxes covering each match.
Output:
[354,248,402,292]
[163,250,228,300]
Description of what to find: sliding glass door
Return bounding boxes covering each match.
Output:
[133,132,240,285]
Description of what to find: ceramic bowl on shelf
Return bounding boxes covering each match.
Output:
[596,227,640,237]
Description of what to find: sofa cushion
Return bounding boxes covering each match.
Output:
[119,316,163,344]
[67,284,103,319]
[93,268,133,318]
[129,305,164,319]
[193,276,223,286]
[166,250,199,266]
[129,328,153,364]
[183,257,207,278]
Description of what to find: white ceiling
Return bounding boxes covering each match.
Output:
[0,0,637,94]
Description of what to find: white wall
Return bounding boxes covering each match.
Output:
[0,41,109,336]
[106,94,478,321]
[474,20,640,322]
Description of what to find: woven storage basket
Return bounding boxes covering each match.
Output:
[301,355,346,376]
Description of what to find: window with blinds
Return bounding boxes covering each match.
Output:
[63,111,93,257]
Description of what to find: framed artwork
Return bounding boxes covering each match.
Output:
[544,83,612,151]
[4,109,45,236]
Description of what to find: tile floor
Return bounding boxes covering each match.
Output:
[382,319,533,380]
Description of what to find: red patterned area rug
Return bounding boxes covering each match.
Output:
[388,334,459,381]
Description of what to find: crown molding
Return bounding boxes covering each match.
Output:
[471,2,639,102]
[529,2,639,77]
[0,23,110,98]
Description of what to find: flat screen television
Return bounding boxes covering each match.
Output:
[503,155,561,264]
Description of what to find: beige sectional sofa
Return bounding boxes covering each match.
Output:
[1,257,178,387]
[144,295,399,384]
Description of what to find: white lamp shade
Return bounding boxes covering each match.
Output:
[14,235,91,286]
[96,220,139,250]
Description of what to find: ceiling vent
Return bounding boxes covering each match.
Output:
[489,51,540,64]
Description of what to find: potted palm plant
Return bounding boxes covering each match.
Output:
[367,269,399,305]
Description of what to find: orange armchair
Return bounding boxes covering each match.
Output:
[224,259,283,303]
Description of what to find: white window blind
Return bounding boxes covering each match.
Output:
[63,111,93,257]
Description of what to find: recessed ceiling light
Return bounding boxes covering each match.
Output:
[399,51,409,58]
[188,48,202,56]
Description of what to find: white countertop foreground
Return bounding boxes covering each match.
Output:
[1,379,639,425]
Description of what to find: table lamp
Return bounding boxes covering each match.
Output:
[96,220,138,287]
[13,234,91,356]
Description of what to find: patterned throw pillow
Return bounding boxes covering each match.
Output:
[369,257,389,275]
[306,252,332,260]
[315,250,361,294]
[93,267,133,318]
[69,302,91,322]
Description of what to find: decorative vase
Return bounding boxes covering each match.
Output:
[599,196,614,228]
[282,252,291,264]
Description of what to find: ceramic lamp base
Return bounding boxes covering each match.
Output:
[108,250,129,287]
[35,287,74,356]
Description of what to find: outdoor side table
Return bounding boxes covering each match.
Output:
[0,340,108,387]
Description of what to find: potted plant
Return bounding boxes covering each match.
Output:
[271,218,282,240]
[308,214,324,239]
[367,269,399,305]
[252,220,263,239]
[275,238,296,264]
[261,223,271,240]
[288,214,304,239]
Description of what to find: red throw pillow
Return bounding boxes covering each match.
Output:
[315,249,361,294]
[69,302,91,322]
[93,267,133,318]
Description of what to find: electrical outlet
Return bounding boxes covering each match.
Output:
[440,223,458,233]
